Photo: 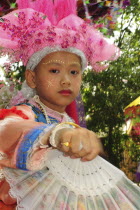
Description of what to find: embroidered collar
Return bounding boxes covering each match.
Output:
[28,98,69,123]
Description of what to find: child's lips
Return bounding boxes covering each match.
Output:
[59,90,72,95]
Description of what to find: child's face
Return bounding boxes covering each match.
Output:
[26,51,82,112]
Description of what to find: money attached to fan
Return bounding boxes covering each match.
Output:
[4,149,140,210]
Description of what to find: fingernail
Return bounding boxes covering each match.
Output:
[63,153,68,157]
[81,159,87,162]
[70,156,77,159]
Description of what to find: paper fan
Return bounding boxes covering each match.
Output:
[4,149,140,210]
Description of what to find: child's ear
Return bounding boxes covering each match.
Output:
[25,70,36,88]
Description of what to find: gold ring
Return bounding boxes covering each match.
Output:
[61,142,70,147]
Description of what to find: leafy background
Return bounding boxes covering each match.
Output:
[81,0,140,183]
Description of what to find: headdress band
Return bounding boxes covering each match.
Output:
[26,47,87,71]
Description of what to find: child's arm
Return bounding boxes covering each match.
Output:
[0,105,54,171]
[0,106,104,172]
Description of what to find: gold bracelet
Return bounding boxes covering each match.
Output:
[56,122,80,128]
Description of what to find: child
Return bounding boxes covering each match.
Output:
[0,0,139,209]
[0,49,104,207]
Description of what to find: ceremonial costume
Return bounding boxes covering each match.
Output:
[0,0,140,209]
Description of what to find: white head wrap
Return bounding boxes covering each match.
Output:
[26,46,87,71]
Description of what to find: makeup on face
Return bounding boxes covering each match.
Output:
[42,60,81,67]
[58,89,72,96]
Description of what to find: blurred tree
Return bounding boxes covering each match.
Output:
[81,0,140,170]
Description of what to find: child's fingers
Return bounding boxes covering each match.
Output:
[76,140,91,157]
[57,129,73,152]
[76,131,94,157]
[81,131,103,161]
[63,153,69,157]
[81,149,99,161]
[70,137,82,153]
[76,149,90,158]
[82,138,103,161]
[59,141,70,152]
[60,129,82,154]
[57,128,104,161]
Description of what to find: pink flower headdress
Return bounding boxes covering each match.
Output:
[0,0,120,72]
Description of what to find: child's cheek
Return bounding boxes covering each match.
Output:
[73,78,81,91]
[40,77,58,90]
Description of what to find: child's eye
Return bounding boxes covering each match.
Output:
[70,70,79,75]
[49,69,59,73]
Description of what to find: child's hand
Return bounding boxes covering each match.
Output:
[56,128,104,161]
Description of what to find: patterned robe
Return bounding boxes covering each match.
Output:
[0,100,72,207]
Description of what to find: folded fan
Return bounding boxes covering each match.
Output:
[4,149,140,210]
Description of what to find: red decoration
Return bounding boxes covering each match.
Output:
[66,101,79,125]
[0,107,29,120]
[124,105,140,120]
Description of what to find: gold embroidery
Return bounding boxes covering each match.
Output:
[43,60,81,66]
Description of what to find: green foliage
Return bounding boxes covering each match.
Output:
[4,62,26,90]
[81,1,140,167]
[81,61,139,166]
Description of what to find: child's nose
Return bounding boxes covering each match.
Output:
[60,75,71,86]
